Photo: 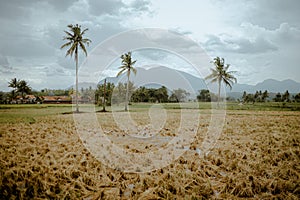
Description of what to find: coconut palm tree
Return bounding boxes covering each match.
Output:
[116,52,137,111]
[205,57,237,103]
[60,24,91,112]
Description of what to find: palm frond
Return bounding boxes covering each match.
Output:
[81,28,89,35]
[66,44,76,57]
[63,36,74,41]
[63,30,74,38]
[79,41,88,56]
[60,41,72,49]
[117,68,126,77]
[205,69,218,80]
[210,77,219,83]
[224,64,230,71]
[222,78,233,90]
[82,38,91,45]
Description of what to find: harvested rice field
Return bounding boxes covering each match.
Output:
[0,104,299,199]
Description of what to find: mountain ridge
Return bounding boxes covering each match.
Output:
[72,66,300,94]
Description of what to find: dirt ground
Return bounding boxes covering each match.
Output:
[0,109,299,199]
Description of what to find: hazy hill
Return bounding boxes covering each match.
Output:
[99,66,207,92]
[252,79,300,93]
[97,66,300,94]
[100,66,300,93]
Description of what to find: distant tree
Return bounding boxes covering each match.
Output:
[205,57,237,103]
[61,24,91,112]
[169,88,189,102]
[116,52,137,111]
[242,91,247,103]
[155,86,169,103]
[246,94,255,104]
[8,78,19,101]
[102,79,107,111]
[68,88,74,96]
[131,86,149,102]
[96,81,115,106]
[254,90,264,102]
[80,86,95,104]
[17,80,31,99]
[8,78,19,90]
[131,86,169,103]
[262,90,269,102]
[112,82,135,105]
[197,89,211,102]
[258,90,263,102]
[273,92,282,102]
[112,82,125,104]
[242,90,269,104]
[282,90,290,102]
[147,88,157,102]
[254,91,259,102]
[0,91,6,104]
[294,93,300,102]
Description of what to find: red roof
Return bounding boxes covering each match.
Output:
[42,96,71,101]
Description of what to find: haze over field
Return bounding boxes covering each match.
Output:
[0,0,300,91]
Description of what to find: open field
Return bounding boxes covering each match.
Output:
[0,103,300,199]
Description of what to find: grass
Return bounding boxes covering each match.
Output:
[0,103,299,199]
[0,104,72,124]
[226,101,300,111]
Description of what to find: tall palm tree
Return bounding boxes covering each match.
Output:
[205,57,237,103]
[116,52,137,111]
[60,24,91,112]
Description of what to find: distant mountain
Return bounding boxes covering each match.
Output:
[99,66,207,92]
[254,79,300,93]
[229,79,300,93]
[68,82,97,90]
[79,66,299,95]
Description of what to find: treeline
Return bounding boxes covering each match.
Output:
[197,89,219,102]
[241,90,269,103]
[241,90,300,103]
[2,78,300,104]
[95,82,191,106]
[0,78,32,103]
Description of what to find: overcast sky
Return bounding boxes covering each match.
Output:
[0,0,299,91]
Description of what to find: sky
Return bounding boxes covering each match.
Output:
[0,0,300,91]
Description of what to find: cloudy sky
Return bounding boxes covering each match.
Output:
[0,0,299,91]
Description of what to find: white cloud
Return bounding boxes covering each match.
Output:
[203,33,278,54]
[203,22,300,55]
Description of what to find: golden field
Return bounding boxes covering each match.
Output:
[0,104,299,199]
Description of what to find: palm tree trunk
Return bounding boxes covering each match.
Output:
[102,79,106,112]
[75,48,79,113]
[125,75,129,111]
[218,78,221,105]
